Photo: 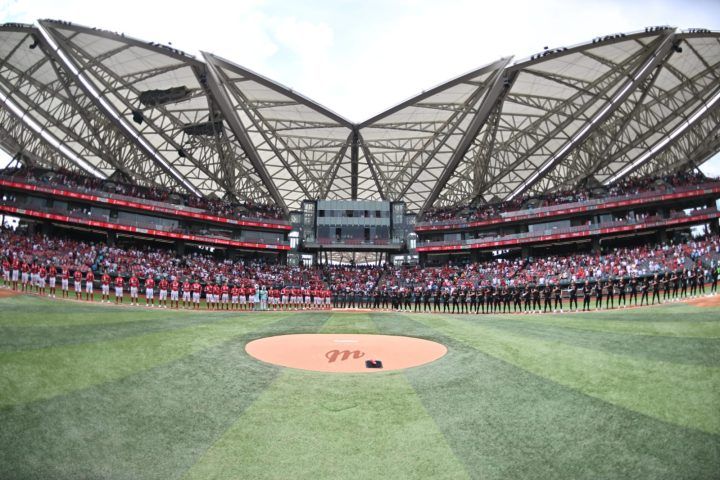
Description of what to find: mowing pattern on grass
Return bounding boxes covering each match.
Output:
[0,295,718,479]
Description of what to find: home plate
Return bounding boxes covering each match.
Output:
[246,334,447,373]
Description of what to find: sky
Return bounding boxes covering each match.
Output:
[1,0,719,175]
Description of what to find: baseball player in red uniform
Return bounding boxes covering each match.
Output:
[158,277,169,308]
[129,274,139,305]
[115,275,124,304]
[1,257,9,287]
[11,257,20,291]
[182,279,192,308]
[230,283,240,310]
[170,278,180,309]
[30,262,38,292]
[192,280,201,309]
[37,265,47,296]
[145,276,155,307]
[204,282,214,309]
[48,264,57,298]
[101,271,111,303]
[221,282,230,310]
[213,284,221,310]
[21,261,30,292]
[85,270,95,301]
[61,266,69,297]
[73,268,83,300]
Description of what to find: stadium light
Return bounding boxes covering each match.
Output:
[131,110,144,125]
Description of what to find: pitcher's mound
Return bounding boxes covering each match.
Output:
[246,334,447,373]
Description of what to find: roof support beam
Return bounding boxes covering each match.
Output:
[604,87,720,185]
[570,59,666,187]
[0,35,158,185]
[420,59,513,212]
[319,132,352,199]
[38,21,201,197]
[202,54,287,212]
[358,135,385,200]
[506,30,678,200]
[350,128,359,199]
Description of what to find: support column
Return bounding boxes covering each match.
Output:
[592,236,601,254]
[107,231,116,247]
[176,241,186,256]
[521,245,530,258]
[657,229,668,245]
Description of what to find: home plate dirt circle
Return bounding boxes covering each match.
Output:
[246,334,447,373]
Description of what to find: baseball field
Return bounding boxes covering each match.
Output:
[0,291,718,479]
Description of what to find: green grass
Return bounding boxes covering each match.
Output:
[0,293,718,479]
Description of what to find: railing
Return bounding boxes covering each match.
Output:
[415,181,720,231]
[0,200,291,250]
[0,174,291,229]
[416,208,719,252]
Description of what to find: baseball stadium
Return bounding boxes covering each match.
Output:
[1,18,719,479]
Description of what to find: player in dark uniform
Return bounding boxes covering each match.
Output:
[468,288,476,314]
[680,270,688,298]
[493,287,502,313]
[651,274,661,305]
[605,278,614,309]
[582,281,592,311]
[522,284,531,312]
[513,286,522,313]
[460,287,468,314]
[697,267,705,296]
[543,285,553,313]
[568,282,578,311]
[401,288,410,311]
[670,271,679,299]
[532,285,541,312]
[640,278,650,306]
[711,266,719,294]
[617,278,627,307]
[502,287,511,313]
[553,283,563,312]
[629,276,639,306]
[661,273,670,301]
[689,268,697,297]
[594,281,603,310]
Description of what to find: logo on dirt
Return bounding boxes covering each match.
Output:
[325,349,365,363]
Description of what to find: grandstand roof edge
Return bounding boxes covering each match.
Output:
[203,51,355,129]
[37,19,203,65]
[357,56,512,128]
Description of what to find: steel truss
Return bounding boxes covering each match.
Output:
[0,21,717,218]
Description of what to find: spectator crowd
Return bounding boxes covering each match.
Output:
[1,225,718,313]
[421,171,715,224]
[1,167,285,221]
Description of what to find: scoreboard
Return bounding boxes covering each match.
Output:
[301,200,408,249]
